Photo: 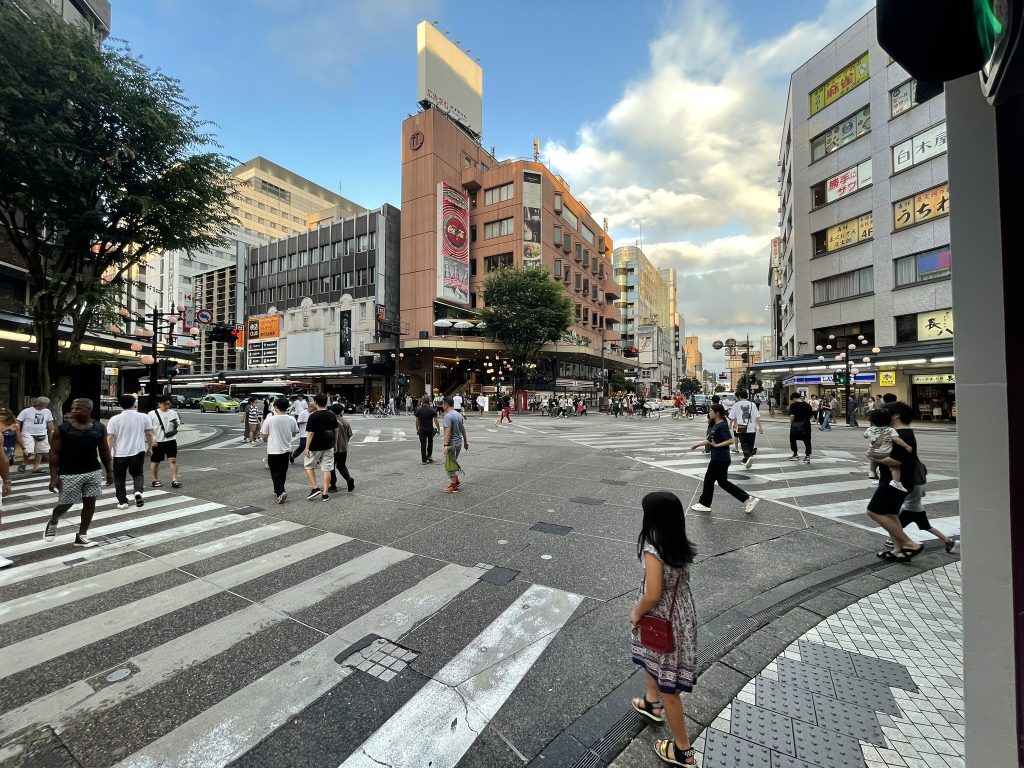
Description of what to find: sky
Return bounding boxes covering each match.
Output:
[115,0,874,374]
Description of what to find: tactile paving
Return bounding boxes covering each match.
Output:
[770,752,828,768]
[702,728,771,768]
[729,700,795,757]
[791,719,866,768]
[849,651,919,692]
[829,669,901,716]
[812,692,886,746]
[754,677,817,725]
[777,657,836,697]
[799,639,856,677]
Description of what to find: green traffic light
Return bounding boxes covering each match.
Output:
[975,0,1005,59]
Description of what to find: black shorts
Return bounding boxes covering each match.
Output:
[899,508,931,532]
[151,440,178,462]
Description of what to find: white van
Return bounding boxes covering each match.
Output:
[718,391,737,407]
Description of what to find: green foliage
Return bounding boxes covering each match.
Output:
[678,378,702,396]
[608,369,632,393]
[480,266,574,370]
[714,383,726,393]
[0,4,237,403]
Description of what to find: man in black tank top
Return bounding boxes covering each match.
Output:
[44,398,113,548]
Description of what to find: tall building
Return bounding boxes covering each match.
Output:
[191,262,241,375]
[684,336,702,379]
[13,0,111,40]
[760,9,955,420]
[614,246,673,396]
[230,156,365,242]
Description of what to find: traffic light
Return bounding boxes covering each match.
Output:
[623,346,639,357]
[719,372,728,380]
[741,352,749,363]
[835,372,847,386]
[158,359,178,379]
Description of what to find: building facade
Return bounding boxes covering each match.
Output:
[763,9,955,420]
[13,0,111,40]
[613,246,674,396]
[684,336,703,380]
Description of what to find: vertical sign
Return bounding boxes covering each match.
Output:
[436,183,470,305]
[339,309,352,362]
[637,325,657,367]
[522,171,543,268]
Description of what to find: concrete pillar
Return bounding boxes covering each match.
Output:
[945,74,1022,766]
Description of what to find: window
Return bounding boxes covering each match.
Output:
[811,106,871,161]
[288,254,295,269]
[812,212,873,255]
[580,224,595,244]
[553,259,562,278]
[322,245,330,262]
[574,273,582,291]
[813,322,875,352]
[582,307,589,322]
[469,191,477,210]
[368,232,376,250]
[258,261,266,276]
[484,252,514,272]
[592,284,599,300]
[333,242,342,259]
[582,278,589,295]
[470,258,478,276]
[574,303,581,319]
[561,206,579,229]
[554,192,563,211]
[893,182,949,230]
[332,274,341,291]
[345,238,355,255]
[484,183,514,205]
[809,52,869,116]
[359,303,366,321]
[812,266,874,304]
[554,225,562,245]
[298,250,307,267]
[894,246,952,287]
[484,218,514,238]
[811,159,874,208]
[892,122,947,173]
[369,266,375,283]
[277,256,285,272]
[470,224,477,243]
[321,277,330,292]
[470,292,477,308]
[356,268,367,286]
[357,234,368,251]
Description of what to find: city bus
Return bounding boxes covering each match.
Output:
[227,380,313,401]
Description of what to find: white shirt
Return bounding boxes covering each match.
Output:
[453,395,463,410]
[107,409,153,457]
[261,413,298,454]
[728,399,760,429]
[17,407,53,437]
[149,408,181,442]
[476,395,487,408]
[295,407,309,437]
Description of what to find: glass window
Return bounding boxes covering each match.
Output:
[470,224,477,242]
[321,245,329,262]
[892,122,947,173]
[288,254,295,269]
[484,253,514,272]
[812,212,873,254]
[343,272,353,289]
[277,256,285,272]
[345,238,355,255]
[369,266,375,283]
[894,246,952,287]
[356,268,367,286]
[258,261,266,276]
[484,182,514,205]
[580,224,595,244]
[553,259,562,278]
[470,258,478,276]
[810,105,871,162]
[368,232,376,250]
[359,303,366,321]
[333,242,342,259]
[298,250,307,267]
[357,234,368,251]
[553,225,562,245]
[484,218,514,238]
[812,266,874,304]
[561,206,579,229]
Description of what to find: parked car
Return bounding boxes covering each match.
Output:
[199,394,240,413]
[690,394,709,414]
[169,394,200,410]
[718,391,737,408]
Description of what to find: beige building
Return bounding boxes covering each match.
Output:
[685,336,702,379]
[231,157,365,242]
[614,246,674,395]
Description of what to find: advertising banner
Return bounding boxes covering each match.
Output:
[826,159,872,203]
[417,22,484,136]
[891,80,916,117]
[522,171,542,268]
[892,121,948,173]
[917,308,954,340]
[809,52,869,116]
[894,182,950,230]
[247,315,280,340]
[879,371,897,387]
[436,183,471,305]
[637,325,657,367]
[339,309,352,360]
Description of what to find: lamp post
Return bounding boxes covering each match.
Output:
[119,303,197,408]
[816,333,879,427]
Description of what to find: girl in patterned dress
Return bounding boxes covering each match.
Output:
[630,491,699,766]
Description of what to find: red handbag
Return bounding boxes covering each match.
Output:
[637,576,681,654]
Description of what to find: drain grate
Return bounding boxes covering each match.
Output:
[232,506,262,516]
[569,497,605,506]
[530,522,573,536]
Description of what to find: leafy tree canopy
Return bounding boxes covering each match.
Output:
[0,3,237,403]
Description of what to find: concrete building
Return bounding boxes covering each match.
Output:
[760,9,955,421]
[230,156,364,242]
[13,0,111,40]
[684,336,702,380]
[614,246,673,397]
[191,262,241,376]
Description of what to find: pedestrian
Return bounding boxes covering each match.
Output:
[629,490,699,767]
[432,389,444,417]
[303,393,338,501]
[262,396,271,422]
[16,396,55,473]
[881,392,898,404]
[476,392,487,417]
[405,394,413,415]
[452,390,464,414]
[106,393,155,509]
[810,394,820,426]
[0,432,12,568]
[260,397,296,504]
[496,395,513,425]
[441,396,468,493]
[864,407,913,490]
[868,401,923,562]
[887,460,958,552]
[148,394,182,489]
[327,403,356,493]
[689,404,759,513]
[728,389,762,469]
[868,394,877,412]
[787,392,813,463]
[768,394,776,415]
[43,398,113,548]
[241,396,261,444]
[415,395,440,464]
[0,408,20,468]
[611,392,621,418]
[819,394,833,430]
[290,396,310,464]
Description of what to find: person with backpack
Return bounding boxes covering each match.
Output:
[728,390,762,469]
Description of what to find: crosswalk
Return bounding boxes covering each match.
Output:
[560,423,962,540]
[0,475,585,767]
[193,425,412,450]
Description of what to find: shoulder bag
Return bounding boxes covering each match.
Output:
[637,573,681,654]
[155,410,178,439]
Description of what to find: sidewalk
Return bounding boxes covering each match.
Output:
[759,414,958,431]
[609,555,963,767]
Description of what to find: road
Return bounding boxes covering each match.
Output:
[0,409,959,767]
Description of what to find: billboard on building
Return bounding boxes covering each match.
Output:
[417,21,483,136]
[339,310,352,361]
[437,183,471,305]
[522,171,542,268]
[637,325,658,367]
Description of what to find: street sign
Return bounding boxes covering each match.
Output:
[195,308,213,325]
[103,367,119,377]
[725,337,737,347]
[712,340,724,350]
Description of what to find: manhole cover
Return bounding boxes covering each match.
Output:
[106,668,132,683]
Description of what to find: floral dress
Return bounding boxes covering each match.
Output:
[630,542,698,693]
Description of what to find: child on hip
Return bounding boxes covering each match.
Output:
[864,408,913,492]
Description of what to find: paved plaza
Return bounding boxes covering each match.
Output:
[0,411,961,767]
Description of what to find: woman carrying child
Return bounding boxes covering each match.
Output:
[864,407,914,492]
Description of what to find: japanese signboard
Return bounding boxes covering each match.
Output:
[809,52,870,116]
[637,325,657,367]
[825,212,873,252]
[436,182,471,305]
[892,121,948,174]
[890,80,916,117]
[917,308,954,340]
[826,159,873,203]
[246,315,280,340]
[522,171,542,268]
[911,374,956,384]
[247,339,279,369]
[893,182,950,230]
[879,371,897,387]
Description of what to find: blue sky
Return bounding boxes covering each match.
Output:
[116,0,873,372]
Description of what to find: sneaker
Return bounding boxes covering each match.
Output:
[744,497,760,514]
[945,537,958,553]
[116,502,130,510]
[277,492,287,504]
[347,478,355,492]
[262,458,269,468]
[803,456,811,464]
[43,520,58,541]
[74,536,98,548]
[134,492,144,508]
[306,488,321,500]
[690,503,712,512]
[328,485,339,493]
[744,455,755,469]
[884,539,895,550]
[788,455,799,462]
[889,480,907,492]
[442,483,459,493]
[321,494,330,501]
[426,458,434,463]
[422,459,428,464]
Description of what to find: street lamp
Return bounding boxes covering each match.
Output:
[819,333,878,426]
[117,302,191,408]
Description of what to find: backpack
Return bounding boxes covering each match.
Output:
[736,402,752,433]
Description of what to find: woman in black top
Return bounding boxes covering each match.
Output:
[867,401,922,561]
[787,392,813,463]
[689,405,760,514]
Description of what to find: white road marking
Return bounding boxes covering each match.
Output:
[804,489,962,519]
[1,490,172,523]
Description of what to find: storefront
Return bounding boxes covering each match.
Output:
[781,372,877,410]
[909,372,956,421]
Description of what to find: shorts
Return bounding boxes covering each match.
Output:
[25,434,49,455]
[151,440,178,462]
[303,449,335,472]
[58,470,105,505]
[866,447,893,462]
[898,508,931,532]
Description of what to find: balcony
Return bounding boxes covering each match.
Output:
[461,166,482,191]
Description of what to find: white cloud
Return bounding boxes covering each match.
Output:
[547,0,873,373]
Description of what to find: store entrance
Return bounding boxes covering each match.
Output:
[912,382,956,422]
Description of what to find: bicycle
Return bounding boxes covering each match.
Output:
[671,407,694,420]
[636,405,660,421]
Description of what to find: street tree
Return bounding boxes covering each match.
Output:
[0,5,237,406]
[678,377,702,396]
[480,266,574,391]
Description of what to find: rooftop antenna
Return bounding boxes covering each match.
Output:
[533,138,540,162]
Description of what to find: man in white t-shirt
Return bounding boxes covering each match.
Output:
[290,399,310,463]
[452,392,463,413]
[16,397,55,473]
[149,394,182,488]
[475,393,487,417]
[261,397,297,504]
[106,394,156,509]
[728,389,763,469]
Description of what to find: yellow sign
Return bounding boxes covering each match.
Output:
[809,53,870,116]
[825,211,873,252]
[917,308,954,340]
[894,182,950,230]
[879,371,896,387]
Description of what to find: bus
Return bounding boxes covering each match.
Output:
[227,380,312,401]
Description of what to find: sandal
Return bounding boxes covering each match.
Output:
[152,481,163,488]
[877,550,909,562]
[655,739,697,766]
[902,544,924,558]
[632,696,665,723]
[171,480,182,488]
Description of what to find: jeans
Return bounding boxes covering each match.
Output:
[113,451,145,503]
[267,452,289,495]
[789,423,812,456]
[330,451,353,488]
[737,431,757,461]
[418,430,434,461]
[820,410,832,429]
[699,459,749,506]
[291,438,306,461]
